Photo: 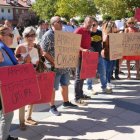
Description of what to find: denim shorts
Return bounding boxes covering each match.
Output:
[54,72,70,90]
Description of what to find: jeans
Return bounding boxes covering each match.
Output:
[87,55,107,89]
[0,110,14,140]
[104,59,115,83]
[74,57,84,100]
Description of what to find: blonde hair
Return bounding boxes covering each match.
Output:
[22,26,36,38]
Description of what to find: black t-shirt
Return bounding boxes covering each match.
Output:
[90,30,102,54]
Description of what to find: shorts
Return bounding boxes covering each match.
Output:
[54,72,70,90]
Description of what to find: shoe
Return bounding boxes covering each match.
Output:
[63,101,78,108]
[97,88,112,94]
[19,123,26,130]
[115,76,121,80]
[25,118,38,125]
[7,135,18,140]
[49,105,61,116]
[81,94,92,100]
[119,71,125,75]
[75,99,88,106]
[111,76,115,80]
[86,89,98,95]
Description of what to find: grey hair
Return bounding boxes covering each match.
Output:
[22,26,36,38]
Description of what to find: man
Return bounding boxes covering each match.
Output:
[40,16,77,116]
[74,16,93,106]
[87,18,112,94]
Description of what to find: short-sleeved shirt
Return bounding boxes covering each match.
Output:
[74,27,91,57]
[40,29,69,74]
[90,30,102,54]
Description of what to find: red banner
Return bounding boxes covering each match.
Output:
[135,8,140,22]
[0,64,40,114]
[80,52,98,79]
[34,72,55,104]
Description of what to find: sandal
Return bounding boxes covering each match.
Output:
[19,123,26,130]
[26,118,38,125]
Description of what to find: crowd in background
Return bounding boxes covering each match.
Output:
[0,15,140,140]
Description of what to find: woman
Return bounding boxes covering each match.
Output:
[123,17,140,79]
[15,26,40,130]
[0,26,18,140]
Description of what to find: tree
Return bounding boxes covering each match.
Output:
[32,0,97,20]
[31,0,58,20]
[94,0,140,19]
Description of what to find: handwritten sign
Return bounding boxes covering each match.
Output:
[80,52,98,79]
[0,64,40,114]
[135,8,140,22]
[55,31,81,68]
[109,33,124,60]
[109,33,140,60]
[34,72,55,104]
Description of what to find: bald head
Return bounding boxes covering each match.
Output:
[50,16,60,25]
[50,16,62,30]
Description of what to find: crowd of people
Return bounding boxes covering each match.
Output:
[0,15,140,140]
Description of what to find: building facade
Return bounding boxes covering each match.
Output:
[0,0,31,25]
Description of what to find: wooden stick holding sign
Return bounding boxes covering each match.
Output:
[33,72,55,104]
[54,31,81,68]
[80,51,98,79]
[0,64,40,114]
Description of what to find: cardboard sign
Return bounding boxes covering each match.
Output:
[115,20,124,30]
[54,31,81,68]
[135,8,140,22]
[80,52,98,79]
[0,64,40,114]
[34,72,55,104]
[122,32,140,56]
[109,33,140,60]
[109,33,124,60]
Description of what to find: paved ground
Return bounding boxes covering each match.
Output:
[10,62,140,140]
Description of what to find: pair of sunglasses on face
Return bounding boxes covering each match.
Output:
[0,33,14,38]
[25,33,36,38]
[128,22,134,24]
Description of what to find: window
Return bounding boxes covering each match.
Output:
[1,9,4,13]
[16,9,18,14]
[8,9,10,13]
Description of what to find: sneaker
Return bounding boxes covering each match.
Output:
[86,89,98,95]
[7,135,18,140]
[49,105,61,116]
[63,101,78,108]
[119,71,125,75]
[81,94,92,100]
[97,88,112,94]
[115,76,121,80]
[75,99,88,106]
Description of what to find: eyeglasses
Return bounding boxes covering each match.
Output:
[26,33,36,38]
[92,24,97,27]
[128,22,134,24]
[55,20,62,24]
[2,33,14,38]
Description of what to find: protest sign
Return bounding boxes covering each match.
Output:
[80,52,98,79]
[34,72,55,104]
[0,64,40,114]
[122,32,140,56]
[115,20,124,30]
[134,8,140,22]
[109,33,140,60]
[109,33,124,60]
[55,31,81,68]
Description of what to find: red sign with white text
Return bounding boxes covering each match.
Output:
[34,72,55,104]
[80,52,98,79]
[0,64,40,114]
[135,8,140,22]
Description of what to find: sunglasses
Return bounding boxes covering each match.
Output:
[92,24,97,27]
[128,22,134,24]
[26,33,36,38]
[2,33,14,38]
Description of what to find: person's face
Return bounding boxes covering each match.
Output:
[84,18,93,30]
[53,18,62,30]
[25,31,36,43]
[91,21,98,31]
[127,22,135,27]
[0,29,14,46]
